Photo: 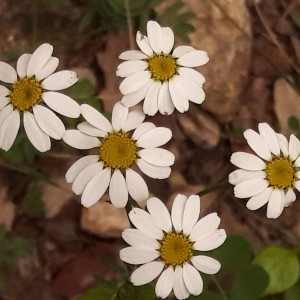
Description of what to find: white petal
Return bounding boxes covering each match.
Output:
[111,101,128,131]
[246,187,272,210]
[284,188,296,207]
[243,129,272,160]
[155,266,174,299]
[121,80,152,107]
[258,123,280,156]
[136,31,153,56]
[295,180,300,192]
[182,195,200,235]
[122,228,159,249]
[35,57,59,81]
[173,266,190,300]
[0,110,20,151]
[122,109,145,132]
[116,60,148,77]
[0,85,10,97]
[295,156,300,167]
[65,155,99,183]
[77,121,107,137]
[119,70,151,95]
[234,179,269,198]
[27,43,53,76]
[63,129,99,149]
[143,81,160,116]
[119,50,147,60]
[139,148,175,167]
[23,111,51,152]
[158,81,175,115]
[0,104,13,126]
[42,70,78,91]
[171,194,187,232]
[230,152,266,170]
[81,104,112,132]
[189,213,221,242]
[136,159,171,179]
[0,96,9,110]
[178,67,206,86]
[42,91,80,118]
[137,127,172,148]
[162,27,174,54]
[81,167,111,207]
[16,54,31,78]
[126,168,149,202]
[131,261,164,285]
[147,21,164,54]
[191,256,221,275]
[128,207,163,240]
[132,122,155,140]
[266,189,284,219]
[289,134,300,161]
[109,169,128,208]
[229,169,266,185]
[146,197,172,232]
[177,50,209,67]
[120,246,159,265]
[182,263,203,296]
[72,162,103,195]
[277,133,289,156]
[0,62,17,83]
[194,229,227,251]
[169,76,189,113]
[173,46,196,58]
[33,105,65,139]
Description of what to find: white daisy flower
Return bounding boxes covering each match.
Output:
[229,122,300,219]
[116,20,209,116]
[63,102,175,208]
[0,43,80,152]
[120,195,226,300]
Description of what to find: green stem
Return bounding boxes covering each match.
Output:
[124,0,134,50]
[211,275,228,300]
[197,179,231,197]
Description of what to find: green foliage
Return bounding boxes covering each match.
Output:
[288,116,300,138]
[20,182,45,217]
[229,264,269,300]
[78,279,156,300]
[190,291,224,299]
[284,277,300,300]
[253,246,300,295]
[208,235,252,274]
[0,225,34,269]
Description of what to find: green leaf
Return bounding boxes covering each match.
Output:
[229,264,269,300]
[189,291,224,299]
[284,276,300,300]
[77,280,119,300]
[117,281,156,300]
[64,79,96,100]
[288,116,300,131]
[206,235,252,275]
[253,246,300,295]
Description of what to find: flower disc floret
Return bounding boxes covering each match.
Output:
[10,77,42,111]
[99,131,138,169]
[148,55,177,81]
[160,232,193,266]
[265,157,294,189]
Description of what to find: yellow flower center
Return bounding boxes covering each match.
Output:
[265,157,295,189]
[99,131,138,169]
[9,77,42,111]
[159,232,193,266]
[148,55,177,81]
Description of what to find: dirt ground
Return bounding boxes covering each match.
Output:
[1,0,300,299]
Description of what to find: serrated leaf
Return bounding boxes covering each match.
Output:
[253,246,300,295]
[229,264,269,300]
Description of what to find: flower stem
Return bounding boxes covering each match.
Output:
[124,0,134,50]
[197,179,231,197]
[211,275,228,300]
